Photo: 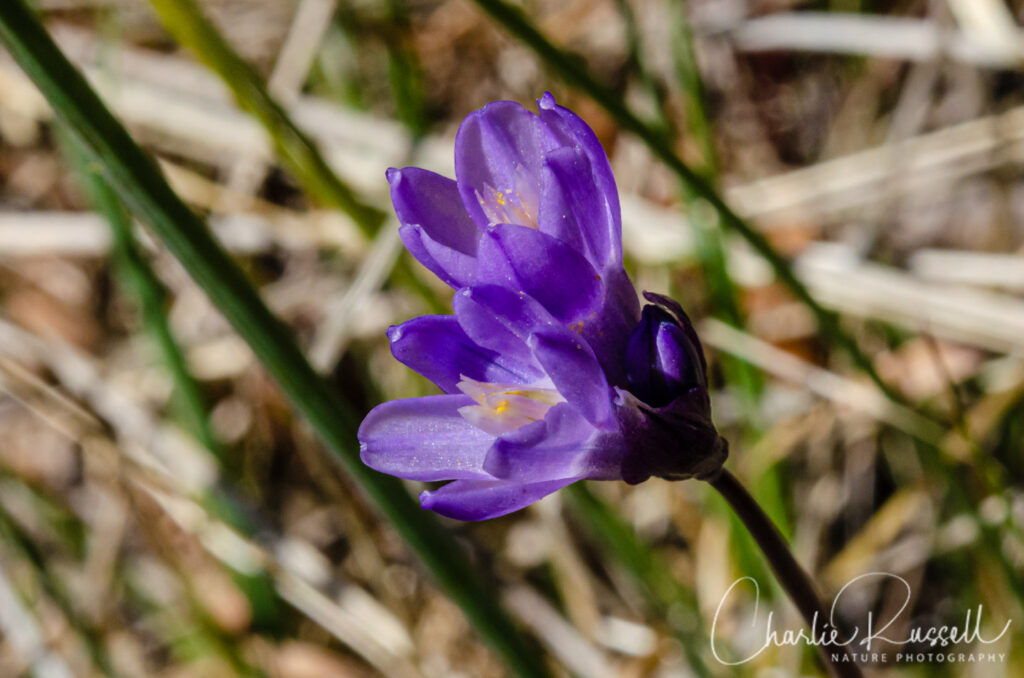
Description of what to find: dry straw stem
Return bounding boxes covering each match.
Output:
[909,249,1024,291]
[796,245,1024,355]
[0,565,75,678]
[503,585,620,678]
[146,0,384,232]
[220,0,339,200]
[722,11,1024,67]
[7,34,1024,358]
[700,318,947,449]
[309,220,404,370]
[0,4,552,676]
[0,317,423,678]
[8,26,1024,238]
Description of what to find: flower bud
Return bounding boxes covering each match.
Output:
[617,292,726,484]
[625,304,705,407]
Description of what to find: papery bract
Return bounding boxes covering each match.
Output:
[358,94,725,520]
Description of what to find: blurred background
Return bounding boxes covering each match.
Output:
[1,0,1023,676]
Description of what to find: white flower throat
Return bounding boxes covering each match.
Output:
[456,376,564,435]
[475,176,541,230]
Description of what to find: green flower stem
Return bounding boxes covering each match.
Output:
[470,0,896,404]
[146,0,384,234]
[708,469,863,678]
[0,4,551,677]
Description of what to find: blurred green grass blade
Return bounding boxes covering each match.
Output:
[123,563,266,678]
[0,4,551,676]
[146,0,384,233]
[670,3,717,179]
[668,1,763,415]
[611,0,673,141]
[470,0,896,403]
[565,484,721,677]
[147,0,447,331]
[0,498,121,677]
[63,134,219,457]
[384,0,428,139]
[60,130,284,629]
[666,1,779,570]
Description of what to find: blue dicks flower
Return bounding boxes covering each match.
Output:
[358,95,725,520]
[387,92,638,384]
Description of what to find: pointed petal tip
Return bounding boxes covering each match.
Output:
[538,91,557,110]
[385,167,400,184]
[386,324,403,344]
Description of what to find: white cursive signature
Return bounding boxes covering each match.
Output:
[710,572,1013,665]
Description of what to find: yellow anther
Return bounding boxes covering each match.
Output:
[456,376,565,435]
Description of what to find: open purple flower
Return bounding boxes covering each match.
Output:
[387,92,638,382]
[358,94,725,520]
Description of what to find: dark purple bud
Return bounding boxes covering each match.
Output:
[618,292,726,484]
[625,297,706,407]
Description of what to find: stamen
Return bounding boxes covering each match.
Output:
[456,376,564,435]
[474,174,541,230]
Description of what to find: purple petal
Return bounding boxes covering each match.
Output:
[455,285,561,342]
[452,286,542,366]
[624,304,707,407]
[453,285,615,417]
[537,92,621,261]
[454,101,561,230]
[476,224,601,323]
[389,168,479,287]
[528,330,614,429]
[358,395,494,481]
[641,291,708,380]
[420,476,580,520]
[484,402,623,481]
[538,146,612,267]
[389,315,542,393]
[399,224,477,289]
[576,268,640,388]
[654,322,693,393]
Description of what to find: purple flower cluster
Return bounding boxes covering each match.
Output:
[358,94,725,520]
